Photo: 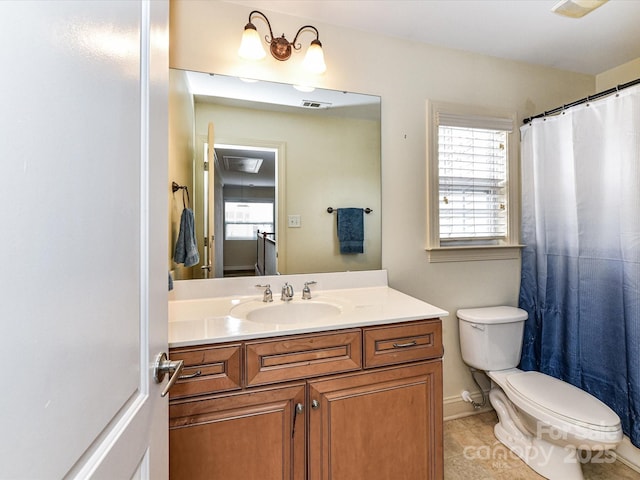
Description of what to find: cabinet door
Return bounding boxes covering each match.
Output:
[308,362,443,480]
[170,383,306,480]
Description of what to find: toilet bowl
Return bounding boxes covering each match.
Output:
[458,306,622,480]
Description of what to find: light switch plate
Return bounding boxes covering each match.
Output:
[288,215,301,227]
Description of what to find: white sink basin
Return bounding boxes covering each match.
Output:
[230,299,342,325]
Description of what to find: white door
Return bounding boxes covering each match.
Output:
[0,1,169,479]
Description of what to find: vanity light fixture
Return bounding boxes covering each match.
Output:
[238,10,327,74]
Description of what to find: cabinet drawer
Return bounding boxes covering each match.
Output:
[169,344,242,398]
[245,330,362,386]
[363,320,443,368]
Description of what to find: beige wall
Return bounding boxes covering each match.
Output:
[596,57,640,91]
[170,0,596,417]
[168,69,196,280]
[195,102,381,274]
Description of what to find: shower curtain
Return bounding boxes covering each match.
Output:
[519,84,640,447]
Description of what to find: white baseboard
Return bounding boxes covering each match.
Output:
[443,390,492,421]
[224,265,254,271]
[616,436,640,473]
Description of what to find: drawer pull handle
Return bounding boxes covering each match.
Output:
[179,370,202,380]
[393,340,417,349]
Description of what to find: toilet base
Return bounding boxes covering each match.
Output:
[490,388,585,480]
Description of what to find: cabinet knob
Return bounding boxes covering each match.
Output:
[311,399,320,410]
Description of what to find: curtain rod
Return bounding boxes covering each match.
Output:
[523,77,640,125]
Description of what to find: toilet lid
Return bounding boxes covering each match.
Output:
[506,371,620,431]
[457,306,528,324]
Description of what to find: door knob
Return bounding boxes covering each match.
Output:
[154,352,184,397]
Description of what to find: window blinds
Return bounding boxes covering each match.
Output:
[437,112,513,132]
[225,201,274,240]
[437,114,511,242]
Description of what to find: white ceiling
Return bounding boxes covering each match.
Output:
[226,0,640,75]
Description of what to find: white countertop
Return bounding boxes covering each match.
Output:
[169,285,448,348]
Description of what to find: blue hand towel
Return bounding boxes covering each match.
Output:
[337,208,364,254]
[173,207,200,267]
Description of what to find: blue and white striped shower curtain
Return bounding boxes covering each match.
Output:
[519,85,640,447]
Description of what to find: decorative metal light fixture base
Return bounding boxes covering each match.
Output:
[270,35,292,61]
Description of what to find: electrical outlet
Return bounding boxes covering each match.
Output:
[288,215,301,228]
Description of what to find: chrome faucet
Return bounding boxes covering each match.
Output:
[302,281,317,300]
[255,284,273,302]
[281,282,294,301]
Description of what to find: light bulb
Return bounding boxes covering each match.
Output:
[238,24,266,60]
[302,40,326,74]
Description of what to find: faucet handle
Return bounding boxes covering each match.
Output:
[302,281,317,300]
[255,284,273,302]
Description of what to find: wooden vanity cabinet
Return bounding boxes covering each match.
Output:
[169,319,443,480]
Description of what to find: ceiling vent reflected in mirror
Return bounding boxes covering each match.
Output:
[223,156,264,174]
[186,71,379,119]
[301,100,332,109]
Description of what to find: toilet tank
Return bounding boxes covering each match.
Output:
[458,306,528,371]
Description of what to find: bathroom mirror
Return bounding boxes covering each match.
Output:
[169,69,381,280]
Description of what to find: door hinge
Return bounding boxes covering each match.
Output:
[204,162,209,171]
[204,237,209,247]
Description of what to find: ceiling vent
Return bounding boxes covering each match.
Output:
[301,100,332,109]
[222,156,263,174]
[551,0,608,18]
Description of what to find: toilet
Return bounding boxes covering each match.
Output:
[458,306,622,480]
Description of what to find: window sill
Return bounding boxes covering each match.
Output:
[426,245,524,263]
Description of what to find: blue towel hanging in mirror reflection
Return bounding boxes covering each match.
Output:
[172,183,199,267]
[337,208,364,254]
[173,207,200,267]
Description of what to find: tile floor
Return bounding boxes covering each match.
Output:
[444,411,640,479]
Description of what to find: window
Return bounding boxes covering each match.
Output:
[224,201,274,240]
[426,103,521,262]
[438,125,507,243]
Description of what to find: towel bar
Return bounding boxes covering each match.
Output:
[327,207,372,214]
